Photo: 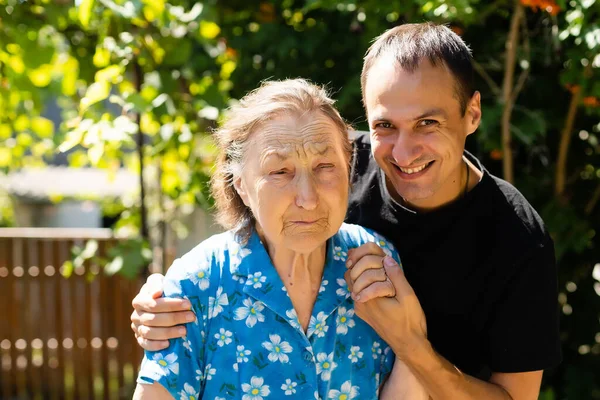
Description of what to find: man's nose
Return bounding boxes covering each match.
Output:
[392,131,424,166]
[295,173,318,210]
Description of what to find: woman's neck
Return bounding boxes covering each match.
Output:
[256,227,327,332]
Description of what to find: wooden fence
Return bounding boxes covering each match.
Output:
[0,228,145,399]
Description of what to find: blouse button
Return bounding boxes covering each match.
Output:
[303,351,314,362]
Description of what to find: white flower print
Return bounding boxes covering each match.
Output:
[262,334,293,363]
[242,376,270,400]
[372,341,382,359]
[372,233,393,257]
[182,338,192,353]
[234,298,266,328]
[189,265,210,290]
[204,363,216,381]
[208,286,229,319]
[333,246,347,261]
[152,352,179,376]
[179,382,199,400]
[315,352,337,381]
[335,278,349,297]
[335,307,355,334]
[230,246,252,274]
[327,380,359,399]
[314,391,320,400]
[215,328,233,347]
[285,309,301,331]
[348,345,363,363]
[195,369,201,381]
[319,279,328,293]
[233,362,238,372]
[281,378,297,395]
[246,272,267,289]
[215,398,226,400]
[236,345,251,363]
[307,311,328,338]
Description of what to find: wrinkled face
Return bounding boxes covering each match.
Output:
[234,112,349,253]
[364,58,481,210]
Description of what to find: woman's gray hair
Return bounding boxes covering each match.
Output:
[210,78,352,242]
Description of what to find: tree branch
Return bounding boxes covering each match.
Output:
[501,1,524,184]
[585,181,600,215]
[472,59,501,97]
[555,64,592,199]
[509,13,531,105]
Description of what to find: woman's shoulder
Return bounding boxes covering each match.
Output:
[163,230,244,297]
[335,223,398,258]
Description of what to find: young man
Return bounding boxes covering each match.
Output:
[130,23,561,399]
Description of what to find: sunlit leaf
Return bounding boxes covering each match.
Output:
[31,117,55,138]
[78,0,96,29]
[93,46,111,68]
[61,56,79,96]
[88,142,105,166]
[0,148,12,167]
[81,81,111,111]
[199,20,221,39]
[95,65,124,84]
[27,64,53,87]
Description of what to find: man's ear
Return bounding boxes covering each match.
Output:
[233,176,250,207]
[466,91,482,136]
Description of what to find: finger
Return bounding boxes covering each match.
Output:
[137,325,187,341]
[349,255,386,281]
[355,280,396,303]
[346,242,386,268]
[136,336,170,351]
[382,256,412,294]
[138,310,196,327]
[146,273,166,298]
[134,296,192,313]
[351,268,387,294]
[344,269,356,292]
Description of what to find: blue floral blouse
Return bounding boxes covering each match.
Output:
[137,223,401,400]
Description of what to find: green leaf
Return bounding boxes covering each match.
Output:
[78,0,96,29]
[61,260,74,278]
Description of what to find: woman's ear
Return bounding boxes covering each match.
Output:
[233,176,250,207]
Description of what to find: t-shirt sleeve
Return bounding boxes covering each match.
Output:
[137,253,213,398]
[485,235,562,372]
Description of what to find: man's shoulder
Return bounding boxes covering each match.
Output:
[482,172,550,250]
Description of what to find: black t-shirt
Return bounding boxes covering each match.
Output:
[346,132,562,380]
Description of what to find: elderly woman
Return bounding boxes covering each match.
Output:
[133,79,425,399]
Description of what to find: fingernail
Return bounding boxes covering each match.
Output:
[346,260,353,268]
[383,256,395,267]
[182,300,191,309]
[186,313,195,322]
[178,326,186,335]
[355,294,361,301]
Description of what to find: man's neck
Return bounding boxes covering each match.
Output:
[388,156,482,213]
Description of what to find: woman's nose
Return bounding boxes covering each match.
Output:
[295,173,318,210]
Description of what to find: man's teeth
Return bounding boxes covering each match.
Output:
[398,163,429,174]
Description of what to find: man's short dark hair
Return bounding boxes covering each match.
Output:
[361,22,475,115]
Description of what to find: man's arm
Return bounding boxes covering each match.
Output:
[131,274,196,350]
[346,245,544,400]
[133,382,174,400]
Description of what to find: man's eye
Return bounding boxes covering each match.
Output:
[375,122,394,129]
[417,119,438,127]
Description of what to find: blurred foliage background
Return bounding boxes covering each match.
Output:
[0,0,599,398]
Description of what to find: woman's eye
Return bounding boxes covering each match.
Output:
[317,163,334,170]
[270,169,288,175]
[417,119,438,127]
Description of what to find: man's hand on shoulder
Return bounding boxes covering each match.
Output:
[130,273,196,351]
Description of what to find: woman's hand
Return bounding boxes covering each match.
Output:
[131,273,196,351]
